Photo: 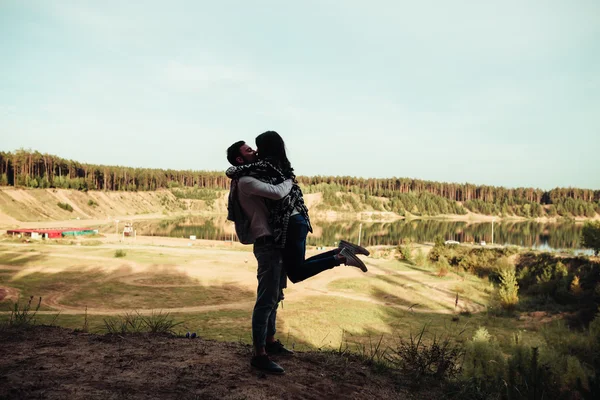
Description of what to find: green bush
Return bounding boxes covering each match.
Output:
[414,248,427,266]
[341,193,363,211]
[514,252,600,308]
[459,327,506,397]
[57,202,74,212]
[437,255,450,277]
[499,267,519,310]
[429,244,518,280]
[7,296,42,327]
[170,187,219,205]
[581,221,600,256]
[114,249,126,258]
[321,187,343,209]
[494,256,513,271]
[397,242,413,263]
[103,311,183,335]
[453,311,600,399]
[87,199,98,207]
[386,325,463,382]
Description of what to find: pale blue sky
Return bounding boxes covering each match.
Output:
[1,1,599,190]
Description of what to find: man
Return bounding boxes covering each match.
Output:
[226,140,292,374]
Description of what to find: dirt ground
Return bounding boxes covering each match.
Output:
[0,238,481,317]
[0,325,444,400]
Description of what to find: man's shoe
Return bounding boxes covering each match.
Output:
[339,239,370,256]
[340,248,368,272]
[266,339,294,356]
[251,355,285,374]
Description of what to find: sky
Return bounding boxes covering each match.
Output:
[1,1,599,190]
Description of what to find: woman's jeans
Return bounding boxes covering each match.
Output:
[284,214,340,283]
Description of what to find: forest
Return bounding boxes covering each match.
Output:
[1,149,598,217]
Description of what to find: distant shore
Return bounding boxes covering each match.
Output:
[0,187,598,230]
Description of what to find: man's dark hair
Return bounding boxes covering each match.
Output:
[226,140,245,166]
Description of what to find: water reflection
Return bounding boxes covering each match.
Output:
[130,216,585,251]
[307,219,583,250]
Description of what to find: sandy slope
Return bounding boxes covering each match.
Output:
[0,187,528,229]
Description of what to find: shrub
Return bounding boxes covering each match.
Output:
[57,202,74,212]
[386,325,464,382]
[581,221,600,256]
[141,311,183,334]
[506,346,560,400]
[8,296,42,327]
[434,235,445,248]
[170,187,219,207]
[459,327,506,396]
[494,256,513,271]
[102,311,183,335]
[87,199,98,207]
[414,248,427,266]
[114,249,126,258]
[397,242,413,263]
[515,253,580,301]
[102,313,145,334]
[437,255,450,277]
[570,275,583,296]
[499,266,519,309]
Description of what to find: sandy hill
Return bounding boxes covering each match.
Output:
[0,325,442,400]
[0,188,192,225]
[0,187,398,228]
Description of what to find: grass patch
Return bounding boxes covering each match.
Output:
[60,279,253,309]
[0,270,106,311]
[328,258,493,313]
[102,311,183,334]
[57,202,74,212]
[133,275,199,286]
[0,250,47,266]
[5,296,42,327]
[280,295,544,354]
[176,309,251,342]
[1,269,245,311]
[0,308,252,342]
[386,323,464,382]
[80,240,103,246]
[328,276,434,309]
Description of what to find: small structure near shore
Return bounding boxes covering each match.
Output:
[7,228,99,239]
[122,222,136,239]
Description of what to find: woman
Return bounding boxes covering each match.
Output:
[254,131,369,283]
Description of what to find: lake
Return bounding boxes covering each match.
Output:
[119,216,588,253]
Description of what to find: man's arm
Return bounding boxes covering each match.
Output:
[238,177,293,200]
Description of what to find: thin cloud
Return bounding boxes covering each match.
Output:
[164,61,253,90]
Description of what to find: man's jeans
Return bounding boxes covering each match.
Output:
[284,214,341,283]
[252,236,282,349]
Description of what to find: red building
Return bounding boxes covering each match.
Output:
[6,228,98,239]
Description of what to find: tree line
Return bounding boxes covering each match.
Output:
[1,149,598,217]
[0,149,229,191]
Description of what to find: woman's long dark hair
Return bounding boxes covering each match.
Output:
[255,131,295,178]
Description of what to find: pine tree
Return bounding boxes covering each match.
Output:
[499,267,519,309]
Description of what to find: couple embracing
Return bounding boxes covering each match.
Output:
[226,131,369,374]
